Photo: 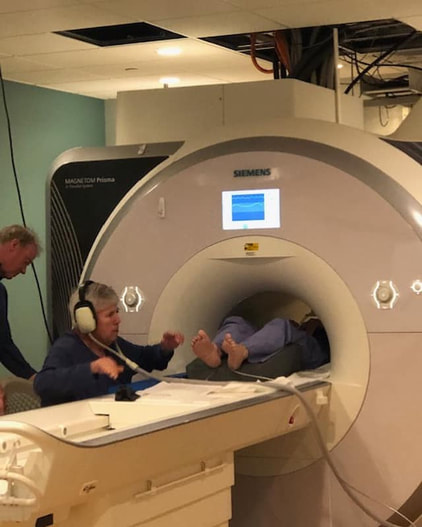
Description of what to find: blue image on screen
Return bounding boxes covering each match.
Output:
[232,193,265,221]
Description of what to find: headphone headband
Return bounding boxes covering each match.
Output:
[79,280,94,302]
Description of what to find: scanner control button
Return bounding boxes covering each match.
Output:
[411,280,422,295]
[376,286,393,303]
[124,292,138,307]
[120,286,144,312]
[372,280,399,309]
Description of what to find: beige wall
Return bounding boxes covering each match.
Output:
[113,79,364,145]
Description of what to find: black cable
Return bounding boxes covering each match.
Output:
[272,53,280,79]
[0,65,53,344]
[0,68,27,226]
[289,27,336,85]
[340,49,422,74]
[29,262,53,344]
[340,50,422,97]
[350,55,422,73]
[344,30,418,94]
[374,63,422,72]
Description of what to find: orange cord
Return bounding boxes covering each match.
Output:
[250,33,274,74]
[274,30,291,74]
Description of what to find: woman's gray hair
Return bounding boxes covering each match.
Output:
[68,282,119,327]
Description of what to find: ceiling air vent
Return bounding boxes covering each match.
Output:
[55,22,186,47]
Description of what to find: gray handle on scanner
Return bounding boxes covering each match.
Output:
[133,460,227,500]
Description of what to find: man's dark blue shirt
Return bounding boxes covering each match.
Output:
[0,279,36,378]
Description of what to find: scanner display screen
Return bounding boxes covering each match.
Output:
[222,189,280,230]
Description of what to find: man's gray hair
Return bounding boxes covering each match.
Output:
[0,224,40,254]
[69,282,119,326]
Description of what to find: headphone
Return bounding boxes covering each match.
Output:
[73,280,97,334]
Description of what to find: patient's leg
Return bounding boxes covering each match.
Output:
[191,330,222,368]
[242,318,303,363]
[213,316,256,349]
[222,333,249,370]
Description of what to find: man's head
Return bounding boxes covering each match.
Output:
[0,225,40,279]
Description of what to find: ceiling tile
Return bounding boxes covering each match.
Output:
[8,68,107,85]
[0,0,82,13]
[1,56,62,73]
[22,38,240,70]
[75,44,261,78]
[25,46,148,69]
[0,33,95,56]
[157,12,285,38]
[225,0,313,8]
[0,5,132,39]
[92,0,239,22]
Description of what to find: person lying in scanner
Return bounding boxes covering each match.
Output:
[191,315,330,372]
[34,281,184,406]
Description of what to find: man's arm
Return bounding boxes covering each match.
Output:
[0,283,37,379]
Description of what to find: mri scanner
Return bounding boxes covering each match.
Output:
[1,115,422,526]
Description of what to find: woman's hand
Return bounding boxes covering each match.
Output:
[160,331,185,351]
[91,357,124,379]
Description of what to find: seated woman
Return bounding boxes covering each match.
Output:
[191,315,330,372]
[34,282,184,406]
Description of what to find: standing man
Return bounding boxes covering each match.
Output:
[0,224,39,382]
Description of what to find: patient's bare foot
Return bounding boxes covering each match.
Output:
[191,330,222,368]
[222,333,248,370]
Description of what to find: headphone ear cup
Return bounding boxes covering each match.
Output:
[74,301,96,334]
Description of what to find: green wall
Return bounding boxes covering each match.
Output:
[0,80,105,375]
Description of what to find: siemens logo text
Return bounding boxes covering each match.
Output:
[233,168,271,177]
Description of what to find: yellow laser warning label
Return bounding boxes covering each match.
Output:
[244,242,259,252]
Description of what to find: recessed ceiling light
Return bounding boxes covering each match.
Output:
[160,77,180,86]
[157,47,182,56]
